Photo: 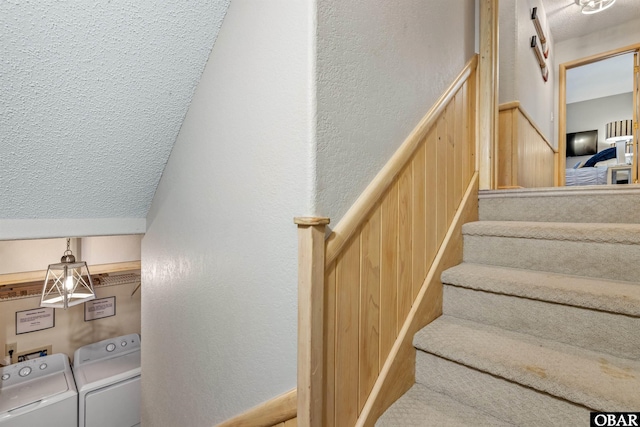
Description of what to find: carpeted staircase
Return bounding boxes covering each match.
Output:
[377,186,640,426]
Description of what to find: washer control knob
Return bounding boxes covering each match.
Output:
[19,367,31,377]
[106,343,116,352]
[39,363,48,370]
[1,374,9,381]
[121,341,127,347]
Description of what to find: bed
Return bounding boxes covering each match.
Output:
[565,166,608,186]
[565,147,619,186]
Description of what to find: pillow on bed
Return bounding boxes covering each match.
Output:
[582,147,615,168]
[572,161,582,169]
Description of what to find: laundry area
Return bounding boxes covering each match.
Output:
[0,236,142,427]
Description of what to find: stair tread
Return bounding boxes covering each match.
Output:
[463,221,640,245]
[478,186,640,224]
[376,382,514,427]
[442,263,640,316]
[414,315,640,411]
[415,352,590,427]
[479,185,640,198]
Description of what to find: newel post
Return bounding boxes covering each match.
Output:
[294,216,330,427]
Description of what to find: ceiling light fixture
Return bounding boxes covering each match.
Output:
[41,238,96,309]
[575,0,616,15]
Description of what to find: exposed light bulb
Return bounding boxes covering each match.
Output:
[65,274,74,291]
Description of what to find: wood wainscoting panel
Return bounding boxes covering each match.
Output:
[464,73,476,186]
[379,183,399,365]
[436,113,448,245]
[425,129,438,276]
[498,107,516,188]
[356,173,479,427]
[412,143,427,301]
[446,102,457,226]
[323,264,336,426]
[454,92,464,207]
[335,236,361,426]
[498,102,555,188]
[397,164,413,325]
[516,112,555,187]
[359,210,381,412]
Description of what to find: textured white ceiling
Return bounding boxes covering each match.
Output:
[541,0,640,42]
[0,1,229,224]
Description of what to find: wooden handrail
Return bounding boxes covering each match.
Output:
[216,389,297,427]
[324,55,479,267]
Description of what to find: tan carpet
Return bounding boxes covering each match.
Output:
[479,185,640,223]
[442,263,640,317]
[377,190,640,426]
[414,316,640,412]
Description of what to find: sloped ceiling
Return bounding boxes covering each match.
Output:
[0,1,229,238]
[541,0,640,42]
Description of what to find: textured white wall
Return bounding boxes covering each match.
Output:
[314,0,476,223]
[141,1,313,425]
[499,1,517,103]
[516,0,555,142]
[553,17,640,147]
[499,0,555,142]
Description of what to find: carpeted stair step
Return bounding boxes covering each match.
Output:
[479,185,640,223]
[441,263,640,317]
[375,382,515,426]
[441,264,640,360]
[414,352,589,427]
[462,221,640,282]
[414,315,640,412]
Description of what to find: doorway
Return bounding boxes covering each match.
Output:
[558,45,640,185]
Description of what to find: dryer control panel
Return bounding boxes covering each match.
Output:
[74,334,141,367]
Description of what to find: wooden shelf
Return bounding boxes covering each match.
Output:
[0,261,141,301]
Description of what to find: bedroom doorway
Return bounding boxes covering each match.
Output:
[558,45,640,185]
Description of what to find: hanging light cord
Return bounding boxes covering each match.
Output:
[64,238,72,256]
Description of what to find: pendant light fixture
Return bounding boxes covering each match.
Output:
[575,0,616,15]
[40,238,96,309]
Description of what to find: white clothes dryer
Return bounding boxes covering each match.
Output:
[73,334,141,427]
[0,353,78,427]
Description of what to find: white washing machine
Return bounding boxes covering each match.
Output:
[73,334,141,427]
[0,353,78,427]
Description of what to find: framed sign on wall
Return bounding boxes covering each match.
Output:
[16,307,55,334]
[85,296,116,321]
